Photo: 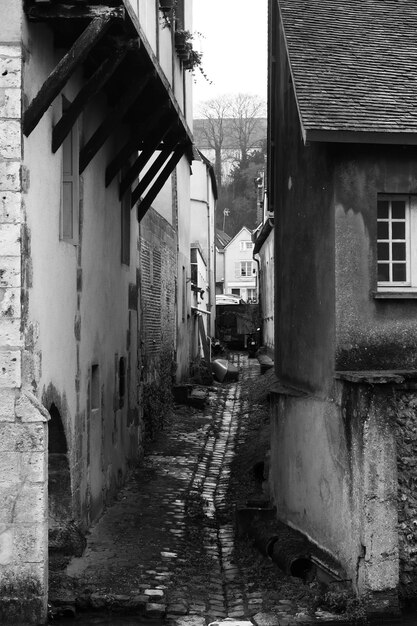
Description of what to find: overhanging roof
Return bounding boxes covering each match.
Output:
[23,0,193,219]
[279,0,417,144]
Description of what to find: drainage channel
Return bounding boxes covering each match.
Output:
[50,615,163,625]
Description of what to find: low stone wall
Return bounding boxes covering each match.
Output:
[395,391,417,602]
[269,376,401,613]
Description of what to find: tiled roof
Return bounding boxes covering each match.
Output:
[215,229,232,250]
[279,0,417,134]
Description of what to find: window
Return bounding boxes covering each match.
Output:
[121,178,131,266]
[61,97,79,243]
[377,195,417,290]
[235,261,255,278]
[239,240,254,251]
[91,364,100,410]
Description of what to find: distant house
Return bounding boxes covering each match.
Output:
[215,229,232,294]
[268,0,417,613]
[216,226,257,303]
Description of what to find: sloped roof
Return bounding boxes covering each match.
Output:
[215,229,232,250]
[279,0,417,139]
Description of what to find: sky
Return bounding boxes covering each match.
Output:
[191,0,268,116]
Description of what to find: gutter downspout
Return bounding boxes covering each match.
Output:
[253,253,263,345]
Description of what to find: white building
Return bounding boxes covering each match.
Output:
[217,226,257,303]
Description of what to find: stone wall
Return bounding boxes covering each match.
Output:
[395,391,417,603]
[139,208,176,438]
[0,32,49,624]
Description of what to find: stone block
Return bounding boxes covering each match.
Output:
[0,451,46,484]
[0,56,21,89]
[0,560,46,596]
[0,422,46,452]
[0,222,20,256]
[0,597,47,626]
[0,257,20,288]
[0,524,46,567]
[0,481,47,524]
[0,161,21,192]
[0,46,22,59]
[0,287,20,318]
[0,120,20,158]
[11,522,47,564]
[0,191,21,223]
[15,390,49,423]
[0,88,21,119]
[21,350,42,391]
[0,319,21,348]
[0,349,20,388]
[0,387,15,421]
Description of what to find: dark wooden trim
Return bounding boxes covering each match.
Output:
[119,117,176,198]
[79,72,151,173]
[23,16,114,137]
[27,5,125,21]
[52,46,128,153]
[130,147,172,207]
[137,144,187,220]
[105,105,170,187]
[306,128,417,145]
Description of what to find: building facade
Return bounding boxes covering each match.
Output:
[0,0,196,622]
[268,0,417,612]
[189,152,217,369]
[220,226,257,303]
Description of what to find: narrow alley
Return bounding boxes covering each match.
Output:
[49,356,345,626]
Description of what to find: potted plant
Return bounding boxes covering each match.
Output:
[159,0,174,13]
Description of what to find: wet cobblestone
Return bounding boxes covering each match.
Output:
[52,354,346,625]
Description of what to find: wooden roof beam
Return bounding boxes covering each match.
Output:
[52,44,130,153]
[137,144,187,221]
[27,5,125,21]
[23,15,116,136]
[130,147,172,207]
[119,116,177,198]
[105,104,171,187]
[79,71,151,173]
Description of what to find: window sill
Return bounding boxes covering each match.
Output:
[374,291,417,299]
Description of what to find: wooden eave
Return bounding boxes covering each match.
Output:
[23,0,194,220]
[305,129,417,145]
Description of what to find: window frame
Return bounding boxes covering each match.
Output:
[120,167,131,266]
[376,194,417,293]
[235,260,255,278]
[60,96,79,245]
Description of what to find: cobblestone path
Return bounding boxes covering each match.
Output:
[56,355,339,626]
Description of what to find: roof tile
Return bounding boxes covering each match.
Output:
[279,0,417,133]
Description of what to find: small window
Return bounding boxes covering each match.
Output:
[91,364,100,410]
[377,195,416,290]
[235,261,255,278]
[239,240,254,251]
[121,169,131,266]
[119,357,126,408]
[61,97,79,243]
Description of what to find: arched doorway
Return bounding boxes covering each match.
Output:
[48,404,76,558]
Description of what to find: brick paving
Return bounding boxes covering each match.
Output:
[52,354,344,626]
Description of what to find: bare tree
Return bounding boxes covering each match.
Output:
[197,94,266,185]
[198,95,231,186]
[229,93,266,166]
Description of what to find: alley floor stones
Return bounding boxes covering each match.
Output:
[50,355,347,626]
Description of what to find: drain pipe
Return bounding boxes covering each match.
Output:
[245,518,317,581]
